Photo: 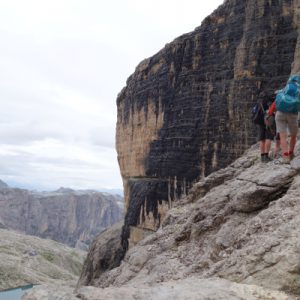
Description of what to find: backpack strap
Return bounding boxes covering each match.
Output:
[259,102,265,113]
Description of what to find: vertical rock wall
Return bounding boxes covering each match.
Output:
[0,187,123,248]
[292,0,300,73]
[116,0,300,249]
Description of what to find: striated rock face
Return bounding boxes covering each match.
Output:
[0,185,123,248]
[116,0,300,248]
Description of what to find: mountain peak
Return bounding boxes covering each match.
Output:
[0,180,9,189]
[55,187,74,193]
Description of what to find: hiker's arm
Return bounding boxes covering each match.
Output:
[268,101,276,115]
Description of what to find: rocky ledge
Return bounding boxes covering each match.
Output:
[25,277,292,300]
[26,138,300,299]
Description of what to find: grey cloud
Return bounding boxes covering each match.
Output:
[0,145,122,191]
[89,126,116,149]
[0,123,64,145]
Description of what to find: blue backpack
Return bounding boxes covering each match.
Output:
[251,101,265,125]
[275,75,300,113]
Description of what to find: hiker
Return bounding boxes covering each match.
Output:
[266,95,281,158]
[252,94,274,162]
[273,75,300,163]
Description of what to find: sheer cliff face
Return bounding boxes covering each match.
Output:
[0,187,123,248]
[116,0,300,248]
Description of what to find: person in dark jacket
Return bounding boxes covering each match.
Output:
[256,95,274,162]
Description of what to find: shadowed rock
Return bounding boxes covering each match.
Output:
[77,222,125,288]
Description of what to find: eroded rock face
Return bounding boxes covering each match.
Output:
[0,186,123,248]
[116,0,300,248]
[82,141,300,297]
[77,222,124,287]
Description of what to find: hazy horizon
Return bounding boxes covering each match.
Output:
[0,178,124,196]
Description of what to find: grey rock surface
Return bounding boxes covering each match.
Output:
[0,186,123,248]
[77,222,124,287]
[22,284,78,300]
[24,277,295,300]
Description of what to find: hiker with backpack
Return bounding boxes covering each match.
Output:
[252,93,274,162]
[272,75,300,163]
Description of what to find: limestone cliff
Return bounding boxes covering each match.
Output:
[116,0,300,249]
[0,185,123,248]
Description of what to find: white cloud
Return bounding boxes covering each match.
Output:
[0,0,223,190]
[0,139,120,190]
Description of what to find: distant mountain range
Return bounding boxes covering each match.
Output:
[0,180,124,249]
[1,180,124,196]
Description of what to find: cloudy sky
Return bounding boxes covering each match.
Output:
[0,0,224,191]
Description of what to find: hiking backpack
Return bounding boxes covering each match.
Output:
[251,101,265,125]
[275,75,300,113]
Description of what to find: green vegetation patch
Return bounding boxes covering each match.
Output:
[40,251,55,262]
[0,245,15,256]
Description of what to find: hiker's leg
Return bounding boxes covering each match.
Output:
[258,125,266,154]
[279,132,289,154]
[263,128,275,161]
[274,136,281,157]
[260,139,273,162]
[260,140,266,154]
[287,113,298,155]
[275,111,289,155]
[260,140,267,162]
[290,134,297,153]
[265,139,272,153]
[265,128,275,153]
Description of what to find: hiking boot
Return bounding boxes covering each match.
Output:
[261,154,272,163]
[289,151,295,160]
[273,153,290,164]
[264,156,272,162]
